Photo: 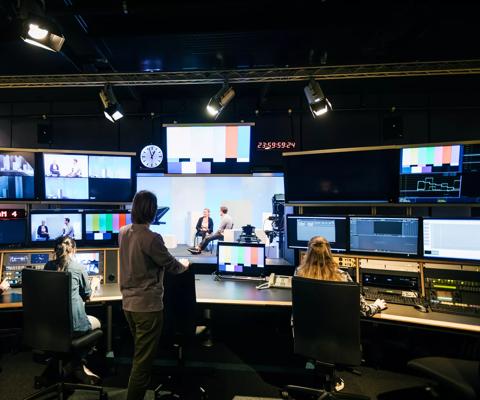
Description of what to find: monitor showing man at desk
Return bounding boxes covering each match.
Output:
[423,218,480,262]
[350,217,419,257]
[286,215,347,252]
[217,242,266,278]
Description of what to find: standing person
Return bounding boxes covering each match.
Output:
[119,190,189,400]
[195,208,214,241]
[63,217,75,238]
[44,236,102,384]
[188,206,233,254]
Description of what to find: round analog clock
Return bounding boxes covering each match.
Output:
[140,144,163,168]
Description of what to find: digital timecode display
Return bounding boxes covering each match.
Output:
[256,141,296,151]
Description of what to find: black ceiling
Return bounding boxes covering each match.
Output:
[1,0,480,76]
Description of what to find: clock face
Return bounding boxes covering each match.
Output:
[140,145,163,168]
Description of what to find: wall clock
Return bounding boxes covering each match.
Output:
[140,144,163,168]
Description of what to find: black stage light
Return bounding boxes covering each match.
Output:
[206,84,235,118]
[304,78,332,117]
[99,84,124,123]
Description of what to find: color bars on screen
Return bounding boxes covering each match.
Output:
[218,245,265,273]
[85,213,132,240]
[401,145,461,174]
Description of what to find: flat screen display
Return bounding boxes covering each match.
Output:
[166,124,251,174]
[286,215,347,252]
[30,211,83,243]
[350,217,419,257]
[283,149,399,203]
[0,219,26,246]
[217,242,265,277]
[0,151,35,200]
[75,251,102,276]
[84,211,131,243]
[423,218,480,261]
[399,144,480,203]
[43,153,133,201]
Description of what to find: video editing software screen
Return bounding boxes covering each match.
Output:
[0,151,35,200]
[217,242,265,277]
[399,144,480,203]
[286,215,347,252]
[43,153,133,201]
[0,219,26,246]
[75,251,102,276]
[30,211,83,243]
[166,125,251,174]
[350,217,419,256]
[85,212,131,242]
[423,219,480,261]
[284,149,399,203]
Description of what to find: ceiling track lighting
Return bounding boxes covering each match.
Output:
[304,78,332,118]
[20,0,65,52]
[206,83,235,118]
[99,84,124,123]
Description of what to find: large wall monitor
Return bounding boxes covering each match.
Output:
[399,144,480,203]
[350,217,419,257]
[0,151,35,200]
[217,242,266,277]
[423,218,480,262]
[30,210,83,244]
[43,153,133,201]
[286,215,347,252]
[166,124,251,174]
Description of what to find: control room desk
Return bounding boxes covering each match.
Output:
[1,275,479,335]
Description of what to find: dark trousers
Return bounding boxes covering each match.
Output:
[124,310,164,400]
[199,232,223,251]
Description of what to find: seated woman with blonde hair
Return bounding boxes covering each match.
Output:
[296,235,387,317]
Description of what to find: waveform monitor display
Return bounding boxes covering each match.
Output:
[85,212,131,242]
[217,242,265,277]
[399,144,480,203]
[166,124,251,174]
[423,219,480,262]
[286,215,347,252]
[350,217,419,257]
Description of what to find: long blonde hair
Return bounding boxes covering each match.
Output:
[296,236,342,281]
[53,236,76,271]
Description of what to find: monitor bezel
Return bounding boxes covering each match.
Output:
[216,241,267,277]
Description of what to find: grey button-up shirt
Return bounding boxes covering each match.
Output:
[119,224,186,312]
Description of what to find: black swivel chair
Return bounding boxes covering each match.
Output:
[22,269,107,400]
[154,268,207,400]
[283,276,369,400]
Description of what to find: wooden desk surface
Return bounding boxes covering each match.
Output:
[1,276,479,333]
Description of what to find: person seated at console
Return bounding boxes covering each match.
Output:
[188,206,233,254]
[195,208,214,241]
[36,220,50,240]
[44,236,102,384]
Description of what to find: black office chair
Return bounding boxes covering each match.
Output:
[282,276,369,400]
[154,268,207,400]
[22,269,107,400]
[406,357,480,400]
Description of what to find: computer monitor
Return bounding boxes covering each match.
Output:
[30,210,83,245]
[217,242,266,277]
[286,215,347,252]
[75,251,103,276]
[0,151,36,200]
[349,217,419,257]
[423,218,480,262]
[0,219,26,247]
[84,211,132,243]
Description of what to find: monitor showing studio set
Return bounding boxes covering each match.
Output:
[0,151,36,200]
[30,210,83,244]
[165,124,252,174]
[42,152,134,202]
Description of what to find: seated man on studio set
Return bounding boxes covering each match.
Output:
[188,206,233,254]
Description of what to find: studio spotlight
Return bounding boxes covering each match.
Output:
[20,1,65,52]
[99,84,124,123]
[304,78,332,117]
[206,84,235,118]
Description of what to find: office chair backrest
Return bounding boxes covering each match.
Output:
[292,276,361,367]
[162,269,196,342]
[22,269,73,353]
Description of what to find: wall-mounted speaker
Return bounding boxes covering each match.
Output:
[105,249,118,283]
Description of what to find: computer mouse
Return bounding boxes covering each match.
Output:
[414,304,428,313]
